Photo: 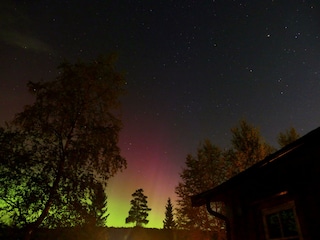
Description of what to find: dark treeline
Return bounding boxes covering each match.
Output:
[0,226,214,240]
[0,55,302,240]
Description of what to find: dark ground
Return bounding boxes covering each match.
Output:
[0,226,217,240]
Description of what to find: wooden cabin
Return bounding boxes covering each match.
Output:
[191,127,320,240]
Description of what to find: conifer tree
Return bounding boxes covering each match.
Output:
[163,198,176,229]
[126,189,151,227]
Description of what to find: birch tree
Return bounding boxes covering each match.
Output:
[9,55,126,239]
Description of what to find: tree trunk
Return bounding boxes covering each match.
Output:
[23,199,53,240]
[23,158,65,240]
[23,118,72,240]
[24,223,37,240]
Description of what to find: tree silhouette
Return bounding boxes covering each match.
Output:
[277,127,300,148]
[163,198,176,229]
[3,55,126,240]
[0,128,39,228]
[126,189,151,227]
[227,120,273,176]
[175,120,274,239]
[175,140,225,234]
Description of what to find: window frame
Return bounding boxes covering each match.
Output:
[262,200,302,240]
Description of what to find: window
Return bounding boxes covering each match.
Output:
[262,201,302,240]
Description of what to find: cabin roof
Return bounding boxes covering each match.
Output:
[191,127,320,207]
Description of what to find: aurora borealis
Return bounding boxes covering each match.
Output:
[1,0,320,228]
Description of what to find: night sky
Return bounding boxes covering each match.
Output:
[1,0,320,228]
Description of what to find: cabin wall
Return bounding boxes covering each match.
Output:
[226,176,320,239]
[295,181,320,239]
[226,190,262,240]
[227,192,300,240]
[195,134,320,240]
[294,146,320,239]
[223,143,320,240]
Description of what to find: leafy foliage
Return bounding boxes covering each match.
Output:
[175,140,225,234]
[175,120,274,239]
[0,128,46,228]
[0,55,126,238]
[126,189,151,227]
[163,198,176,229]
[277,127,300,148]
[226,120,273,176]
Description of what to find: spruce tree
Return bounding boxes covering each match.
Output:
[163,198,176,229]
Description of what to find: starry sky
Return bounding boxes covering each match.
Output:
[1,0,320,228]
